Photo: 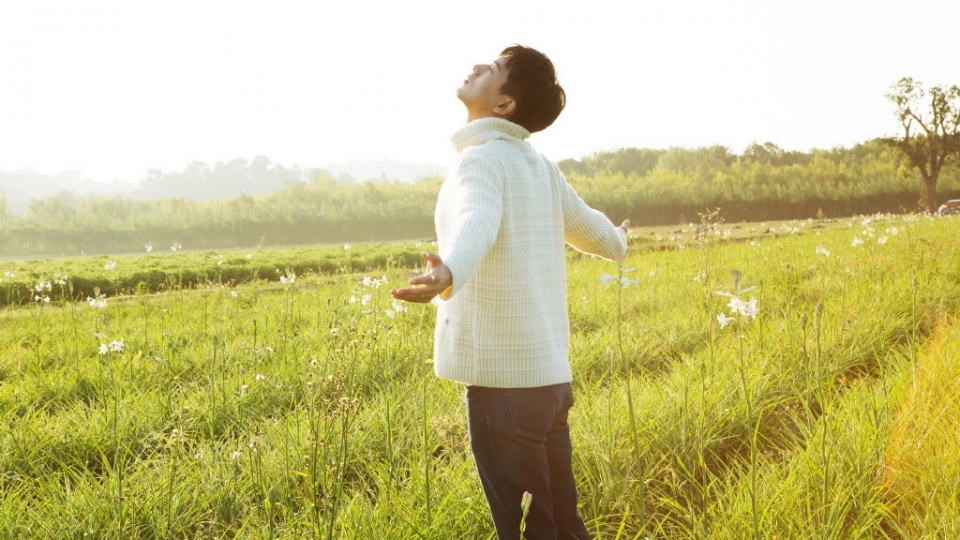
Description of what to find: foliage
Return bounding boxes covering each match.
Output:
[564,140,960,225]
[1,214,959,538]
[1,176,442,256]
[3,141,960,256]
[138,156,311,201]
[883,77,960,212]
[0,242,426,308]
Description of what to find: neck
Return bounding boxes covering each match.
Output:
[465,109,500,124]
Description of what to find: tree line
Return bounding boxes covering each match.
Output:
[1,138,958,256]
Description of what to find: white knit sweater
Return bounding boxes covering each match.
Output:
[434,118,626,388]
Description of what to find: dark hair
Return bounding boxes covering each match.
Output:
[499,45,566,133]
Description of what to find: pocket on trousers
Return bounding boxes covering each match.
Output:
[504,387,558,442]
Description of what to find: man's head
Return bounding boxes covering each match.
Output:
[456,45,565,133]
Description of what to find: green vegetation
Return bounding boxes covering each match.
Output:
[0,242,425,308]
[882,78,960,212]
[559,140,960,225]
[3,141,960,257]
[0,177,441,256]
[1,213,959,538]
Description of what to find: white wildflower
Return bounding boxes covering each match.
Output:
[599,272,617,285]
[108,339,124,352]
[104,260,117,270]
[815,246,830,257]
[98,344,109,355]
[717,313,735,329]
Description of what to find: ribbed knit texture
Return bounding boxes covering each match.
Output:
[434,117,626,388]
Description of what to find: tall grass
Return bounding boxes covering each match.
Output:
[0,213,958,538]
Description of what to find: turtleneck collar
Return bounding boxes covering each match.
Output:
[451,117,531,153]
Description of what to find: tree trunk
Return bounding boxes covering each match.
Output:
[923,173,939,213]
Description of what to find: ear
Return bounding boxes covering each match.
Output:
[493,97,516,118]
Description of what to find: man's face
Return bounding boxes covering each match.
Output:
[457,57,511,118]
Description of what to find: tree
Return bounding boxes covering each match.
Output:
[884,77,960,212]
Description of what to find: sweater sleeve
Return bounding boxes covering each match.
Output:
[438,149,504,299]
[559,170,627,260]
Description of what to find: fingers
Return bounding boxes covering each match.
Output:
[390,254,451,305]
[408,273,436,287]
[411,259,451,289]
[422,251,443,263]
[390,286,436,303]
[421,251,443,270]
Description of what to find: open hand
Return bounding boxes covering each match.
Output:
[390,252,453,304]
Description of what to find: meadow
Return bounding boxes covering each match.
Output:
[1,213,959,539]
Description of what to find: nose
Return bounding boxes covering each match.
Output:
[471,64,484,75]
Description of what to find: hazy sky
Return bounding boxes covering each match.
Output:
[1,0,958,183]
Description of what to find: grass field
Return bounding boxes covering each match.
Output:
[1,213,959,539]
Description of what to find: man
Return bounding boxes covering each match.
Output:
[391,45,629,539]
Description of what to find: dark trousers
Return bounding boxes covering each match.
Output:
[466,383,591,540]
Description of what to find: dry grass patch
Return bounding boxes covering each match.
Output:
[883,317,960,535]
